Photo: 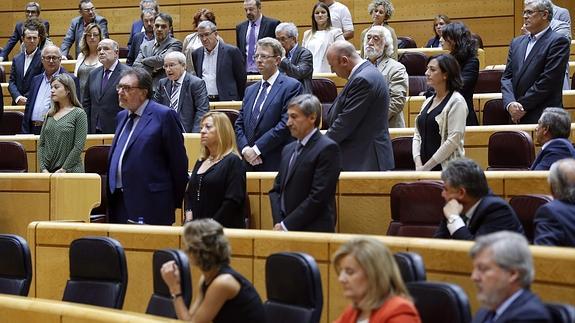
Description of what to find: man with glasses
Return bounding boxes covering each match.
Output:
[60,0,109,59]
[275,22,313,94]
[0,2,50,61]
[21,45,80,134]
[235,37,303,171]
[192,20,246,101]
[501,0,569,124]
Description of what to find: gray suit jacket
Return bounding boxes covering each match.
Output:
[376,57,407,128]
[326,61,394,170]
[279,45,313,94]
[134,37,183,91]
[83,62,126,134]
[154,73,210,132]
[60,15,109,58]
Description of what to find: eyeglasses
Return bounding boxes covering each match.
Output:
[163,63,182,69]
[197,31,215,39]
[253,54,277,60]
[116,84,143,92]
[523,9,544,16]
[42,56,61,62]
[25,10,39,15]
[82,7,95,13]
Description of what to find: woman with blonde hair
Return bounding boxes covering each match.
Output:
[38,73,88,173]
[74,23,102,98]
[334,237,421,323]
[184,112,246,228]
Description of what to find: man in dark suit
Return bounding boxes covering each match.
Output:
[236,0,280,74]
[107,67,188,225]
[470,231,551,323]
[154,51,209,132]
[21,45,80,134]
[192,21,246,101]
[434,158,524,240]
[531,107,575,170]
[60,0,109,59]
[501,0,570,124]
[126,0,158,50]
[82,39,126,134]
[126,8,156,66]
[534,158,575,247]
[235,37,303,171]
[326,40,394,171]
[0,2,50,61]
[8,21,45,106]
[269,94,341,232]
[275,22,313,94]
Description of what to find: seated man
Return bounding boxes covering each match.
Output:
[434,158,524,240]
[470,231,551,322]
[534,158,575,247]
[60,0,109,59]
[531,107,575,170]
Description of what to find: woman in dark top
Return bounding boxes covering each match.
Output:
[441,22,479,125]
[161,219,266,323]
[425,14,450,48]
[184,111,246,228]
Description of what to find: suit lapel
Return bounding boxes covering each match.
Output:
[284,131,320,187]
[254,74,282,129]
[328,62,367,124]
[99,64,122,99]
[215,43,224,82]
[178,75,189,111]
[124,102,152,152]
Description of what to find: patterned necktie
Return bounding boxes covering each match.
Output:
[247,22,257,69]
[170,81,180,110]
[247,81,270,144]
[108,114,136,191]
[101,69,111,92]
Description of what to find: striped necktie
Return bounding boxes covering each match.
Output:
[170,81,180,111]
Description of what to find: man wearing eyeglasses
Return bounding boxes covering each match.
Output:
[21,45,80,134]
[0,2,50,62]
[501,0,570,124]
[60,0,109,59]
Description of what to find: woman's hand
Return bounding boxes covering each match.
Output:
[161,260,182,295]
[55,168,66,173]
[184,210,193,223]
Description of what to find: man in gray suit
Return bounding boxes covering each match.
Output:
[134,12,182,91]
[60,0,108,59]
[275,22,313,94]
[326,40,394,171]
[154,51,209,132]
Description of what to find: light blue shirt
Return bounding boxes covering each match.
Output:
[31,71,61,122]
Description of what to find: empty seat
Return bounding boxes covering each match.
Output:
[62,237,128,309]
[212,108,240,126]
[391,137,415,170]
[388,181,445,237]
[146,249,192,318]
[509,194,553,243]
[545,302,575,323]
[482,99,510,125]
[118,46,129,59]
[408,75,428,96]
[393,252,426,283]
[264,252,322,323]
[487,131,535,170]
[0,234,32,296]
[398,52,427,76]
[397,36,417,49]
[84,145,111,223]
[311,78,337,103]
[408,281,472,323]
[0,141,27,172]
[474,69,503,93]
[0,111,24,135]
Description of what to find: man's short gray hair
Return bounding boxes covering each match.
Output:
[524,0,554,21]
[275,22,298,39]
[539,107,571,139]
[288,94,322,127]
[257,37,284,57]
[165,51,186,66]
[549,158,575,203]
[198,20,217,32]
[139,0,158,11]
[470,231,534,288]
[366,25,394,58]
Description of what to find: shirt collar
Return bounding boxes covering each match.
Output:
[251,15,263,27]
[176,71,186,84]
[287,44,298,59]
[43,68,61,82]
[106,59,119,72]
[465,198,482,221]
[299,128,318,146]
[349,60,367,79]
[530,26,550,41]
[542,137,564,150]
[493,289,525,321]
[264,69,280,87]
[132,99,149,117]
[25,47,38,57]
[204,40,220,55]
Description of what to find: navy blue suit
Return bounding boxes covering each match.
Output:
[472,290,551,323]
[534,199,575,247]
[127,19,143,50]
[235,16,280,64]
[434,195,524,240]
[0,20,50,61]
[235,73,303,171]
[530,138,575,170]
[8,49,44,105]
[107,100,188,225]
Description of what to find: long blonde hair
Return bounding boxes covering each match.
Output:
[47,73,81,117]
[199,111,240,161]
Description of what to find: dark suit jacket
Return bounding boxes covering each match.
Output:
[154,73,210,132]
[235,73,303,171]
[126,32,146,66]
[269,131,341,232]
[279,45,313,94]
[0,20,50,60]
[127,19,144,49]
[82,62,127,134]
[8,49,44,104]
[434,195,524,240]
[530,138,575,170]
[21,68,80,134]
[235,16,280,63]
[534,199,575,247]
[60,15,109,58]
[192,42,246,101]
[472,290,551,323]
[460,56,479,126]
[501,28,570,124]
[107,100,188,225]
[326,61,394,171]
[134,36,182,90]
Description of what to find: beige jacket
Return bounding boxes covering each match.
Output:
[376,57,408,128]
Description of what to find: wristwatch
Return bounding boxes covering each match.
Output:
[171,292,182,300]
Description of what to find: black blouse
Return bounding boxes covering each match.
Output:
[416,92,454,171]
[459,56,479,126]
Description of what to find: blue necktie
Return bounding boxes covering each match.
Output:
[247,81,269,144]
[101,69,111,92]
[108,114,136,191]
[247,22,256,71]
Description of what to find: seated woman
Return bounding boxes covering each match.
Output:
[333,237,421,323]
[38,73,88,173]
[74,23,102,100]
[425,14,450,48]
[359,0,398,60]
[182,8,217,75]
[441,22,479,126]
[184,111,246,228]
[302,2,344,73]
[161,219,266,323]
[413,54,467,171]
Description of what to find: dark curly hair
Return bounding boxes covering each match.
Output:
[441,22,477,65]
[183,219,230,271]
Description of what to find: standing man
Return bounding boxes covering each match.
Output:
[326,40,394,171]
[107,67,188,225]
[127,0,159,49]
[0,2,50,61]
[531,107,575,170]
[236,0,280,74]
[269,94,341,232]
[83,39,127,134]
[319,0,354,40]
[126,8,156,66]
[134,12,182,92]
[235,38,302,171]
[275,22,313,94]
[434,158,524,240]
[60,0,109,59]
[501,0,570,124]
[470,231,551,322]
[21,45,79,134]
[154,51,209,132]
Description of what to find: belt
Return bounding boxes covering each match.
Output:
[32,121,43,126]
